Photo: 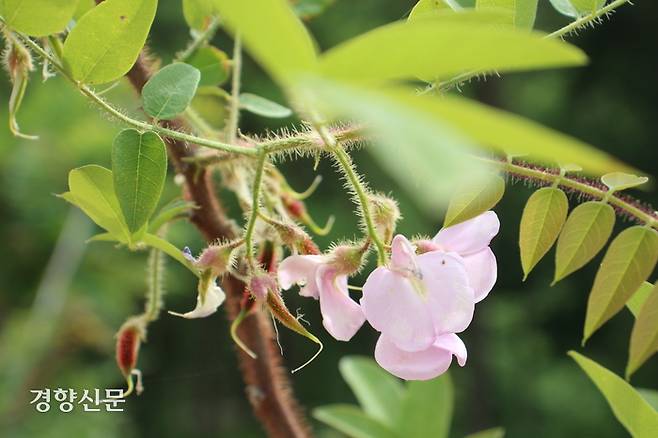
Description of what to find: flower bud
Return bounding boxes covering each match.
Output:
[414,239,440,255]
[2,38,33,83]
[184,243,235,277]
[115,317,146,395]
[368,194,401,244]
[329,243,367,276]
[248,270,278,301]
[270,221,320,255]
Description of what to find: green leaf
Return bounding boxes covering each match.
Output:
[73,0,95,20]
[318,14,585,84]
[112,129,168,233]
[148,199,197,233]
[476,0,539,29]
[549,0,605,18]
[627,281,658,378]
[638,389,658,412]
[187,46,230,87]
[0,0,78,37]
[519,187,568,279]
[191,86,229,130]
[601,172,649,192]
[554,202,615,283]
[303,79,489,213]
[569,351,658,437]
[211,0,317,83]
[396,374,453,438]
[142,63,201,120]
[443,174,505,227]
[62,0,157,85]
[293,0,335,20]
[239,93,292,118]
[408,0,461,20]
[338,356,404,428]
[313,405,398,438]
[60,165,129,241]
[627,282,654,318]
[182,0,215,30]
[414,93,637,176]
[465,427,506,438]
[142,233,196,271]
[583,226,658,342]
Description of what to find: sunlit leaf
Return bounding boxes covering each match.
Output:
[339,356,404,428]
[148,199,197,233]
[239,93,292,118]
[112,129,168,233]
[313,405,397,438]
[62,0,157,84]
[187,46,230,87]
[416,94,636,175]
[60,165,129,241]
[583,226,658,342]
[601,172,649,192]
[554,201,615,283]
[396,374,453,438]
[476,0,538,29]
[443,174,505,227]
[549,0,605,18]
[303,79,489,213]
[318,14,585,84]
[627,281,658,378]
[182,0,215,30]
[142,63,201,120]
[626,282,654,318]
[0,0,78,37]
[73,0,95,20]
[519,187,568,279]
[465,427,506,438]
[569,351,658,437]
[293,0,335,20]
[638,388,658,412]
[212,0,317,83]
[408,0,461,20]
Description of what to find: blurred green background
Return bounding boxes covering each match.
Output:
[1,1,657,437]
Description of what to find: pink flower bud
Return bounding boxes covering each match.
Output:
[368,194,400,244]
[329,244,367,276]
[248,271,278,301]
[115,318,145,378]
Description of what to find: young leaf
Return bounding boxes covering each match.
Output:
[313,405,398,438]
[211,0,317,83]
[465,428,506,438]
[338,356,404,428]
[182,0,215,30]
[60,165,129,241]
[408,0,461,21]
[554,202,615,283]
[418,94,637,176]
[0,0,78,37]
[112,129,168,233]
[519,187,568,279]
[583,226,658,342]
[142,63,201,120]
[148,199,197,233]
[62,0,157,85]
[318,15,585,84]
[627,281,658,378]
[476,0,539,29]
[569,351,658,437]
[187,46,230,87]
[239,93,293,119]
[396,374,453,438]
[302,79,490,213]
[601,172,649,192]
[443,174,505,227]
[549,0,605,18]
[626,282,654,318]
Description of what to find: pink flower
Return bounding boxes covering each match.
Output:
[419,211,500,302]
[278,255,365,341]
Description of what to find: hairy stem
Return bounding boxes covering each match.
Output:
[176,17,220,62]
[245,149,268,268]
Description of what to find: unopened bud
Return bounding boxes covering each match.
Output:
[115,317,145,396]
[329,244,367,276]
[2,38,33,83]
[195,244,235,276]
[414,239,440,255]
[248,270,278,301]
[368,194,400,244]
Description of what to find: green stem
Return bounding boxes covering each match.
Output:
[226,34,242,144]
[244,149,268,268]
[176,16,220,62]
[478,156,658,229]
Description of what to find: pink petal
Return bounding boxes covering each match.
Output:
[461,248,497,302]
[432,211,500,255]
[417,251,475,335]
[278,255,324,298]
[374,334,453,380]
[361,267,436,352]
[434,333,467,367]
[316,266,365,341]
[390,234,417,272]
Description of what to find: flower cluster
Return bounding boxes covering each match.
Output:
[279,211,499,380]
